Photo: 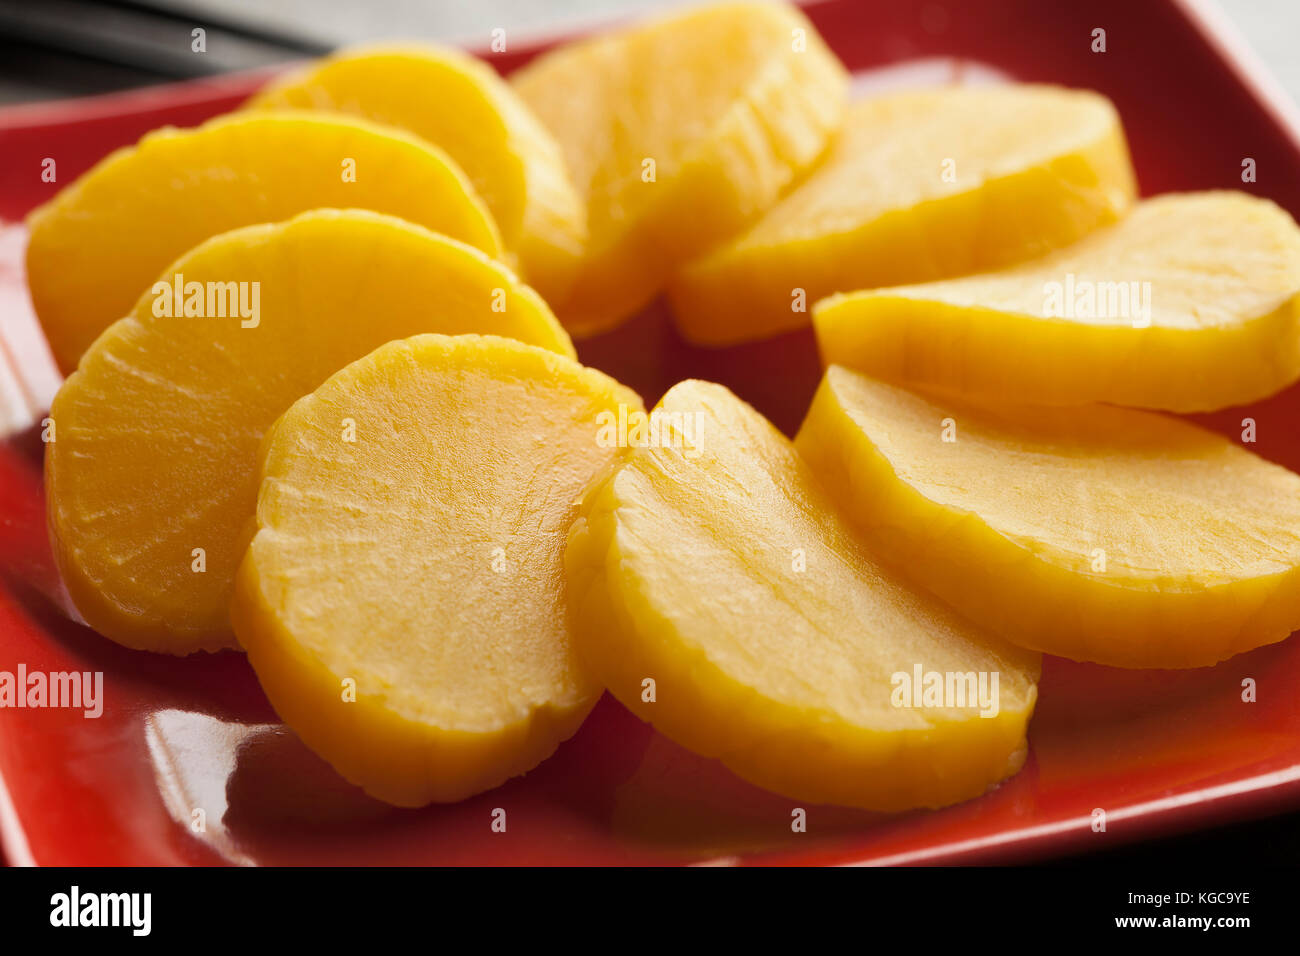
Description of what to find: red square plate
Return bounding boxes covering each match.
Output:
[2,0,1300,866]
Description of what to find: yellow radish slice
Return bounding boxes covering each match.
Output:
[814,192,1300,412]
[27,111,501,373]
[512,0,848,334]
[247,44,586,304]
[796,365,1300,668]
[232,334,642,805]
[670,85,1136,345]
[565,378,1039,811]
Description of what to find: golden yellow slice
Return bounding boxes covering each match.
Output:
[46,209,571,654]
[815,192,1300,412]
[513,0,848,334]
[796,366,1300,669]
[669,85,1136,345]
[27,111,502,374]
[231,334,641,806]
[247,44,586,304]
[565,379,1040,811]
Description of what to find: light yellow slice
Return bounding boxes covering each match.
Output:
[27,111,502,374]
[46,210,571,654]
[232,334,643,806]
[796,366,1300,669]
[565,379,1040,811]
[512,0,848,334]
[247,44,586,304]
[814,191,1300,412]
[669,85,1136,345]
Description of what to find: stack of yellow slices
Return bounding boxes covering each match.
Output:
[27,1,1300,814]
